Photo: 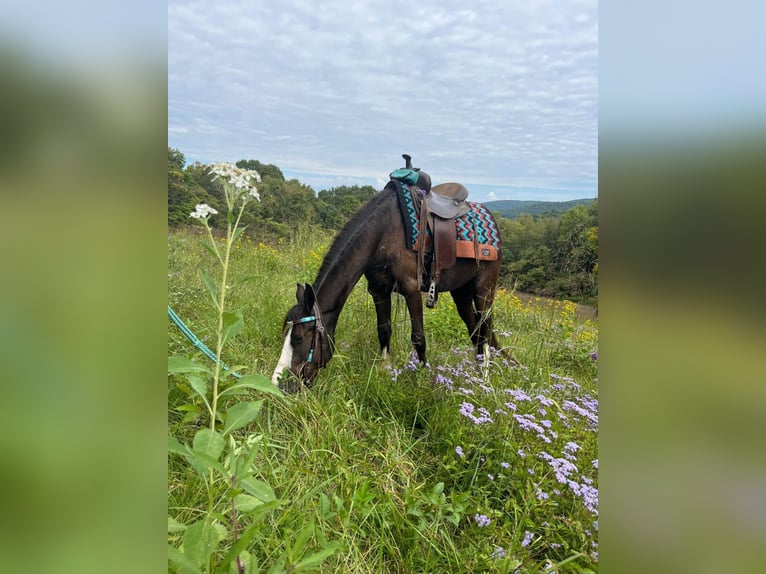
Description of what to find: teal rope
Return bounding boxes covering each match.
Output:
[168,306,241,378]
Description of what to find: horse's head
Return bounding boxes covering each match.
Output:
[271,283,328,392]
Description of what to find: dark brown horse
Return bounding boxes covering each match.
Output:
[271,167,504,390]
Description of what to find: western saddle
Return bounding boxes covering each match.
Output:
[397,154,471,308]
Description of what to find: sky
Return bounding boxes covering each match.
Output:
[168,0,598,203]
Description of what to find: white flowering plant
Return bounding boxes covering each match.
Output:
[169,163,338,573]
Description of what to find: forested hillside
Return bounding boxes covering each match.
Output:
[484,198,595,219]
[168,148,598,305]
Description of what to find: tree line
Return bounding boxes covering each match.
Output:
[168,147,597,304]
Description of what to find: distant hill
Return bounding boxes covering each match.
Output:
[482,198,596,219]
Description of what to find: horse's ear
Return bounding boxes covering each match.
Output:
[303,284,316,312]
[295,283,305,303]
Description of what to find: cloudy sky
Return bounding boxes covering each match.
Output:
[169,0,597,203]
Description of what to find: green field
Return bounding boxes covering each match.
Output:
[168,227,599,573]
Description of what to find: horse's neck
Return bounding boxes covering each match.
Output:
[313,235,378,335]
[312,196,390,334]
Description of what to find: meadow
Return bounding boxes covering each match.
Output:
[168,226,599,573]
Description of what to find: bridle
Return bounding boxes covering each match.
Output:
[287,300,328,378]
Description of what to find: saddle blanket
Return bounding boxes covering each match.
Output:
[388,179,500,261]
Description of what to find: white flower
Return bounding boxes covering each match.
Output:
[208,162,261,200]
[190,203,218,219]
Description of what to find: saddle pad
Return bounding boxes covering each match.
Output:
[389,179,500,261]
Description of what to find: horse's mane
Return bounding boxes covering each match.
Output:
[313,188,394,291]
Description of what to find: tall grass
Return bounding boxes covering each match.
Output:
[168,228,599,573]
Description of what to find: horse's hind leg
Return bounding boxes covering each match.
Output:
[473,270,518,364]
[451,283,481,349]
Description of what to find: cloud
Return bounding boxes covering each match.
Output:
[169,0,598,200]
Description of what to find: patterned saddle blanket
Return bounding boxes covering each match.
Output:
[387,179,500,261]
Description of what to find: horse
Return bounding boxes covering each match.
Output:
[271,161,504,390]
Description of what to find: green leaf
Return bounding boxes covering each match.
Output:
[232,226,246,244]
[212,522,229,542]
[290,521,314,560]
[219,522,262,571]
[189,449,229,479]
[187,374,212,415]
[220,374,284,399]
[168,516,187,534]
[197,239,220,261]
[221,310,244,347]
[168,356,210,374]
[183,519,218,569]
[234,435,264,479]
[168,544,202,574]
[292,544,341,572]
[236,274,260,285]
[200,270,220,309]
[233,494,263,512]
[192,428,225,460]
[240,476,276,502]
[168,435,190,456]
[222,400,263,436]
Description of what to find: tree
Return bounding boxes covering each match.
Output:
[168,147,185,171]
[236,159,285,181]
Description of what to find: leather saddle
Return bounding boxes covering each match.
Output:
[398,154,471,308]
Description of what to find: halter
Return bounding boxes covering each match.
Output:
[288,300,327,372]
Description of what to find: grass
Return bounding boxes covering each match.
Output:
[168,228,599,573]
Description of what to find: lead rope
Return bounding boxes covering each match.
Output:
[167,306,242,378]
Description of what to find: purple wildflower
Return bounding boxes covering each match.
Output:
[435,373,453,391]
[521,531,534,547]
[548,456,579,484]
[564,441,581,453]
[513,413,545,434]
[459,401,493,425]
[536,394,554,407]
[590,351,598,361]
[487,473,495,481]
[517,449,526,459]
[455,446,464,457]
[506,389,531,402]
[501,461,510,468]
[579,483,599,515]
[491,547,505,560]
[474,514,491,527]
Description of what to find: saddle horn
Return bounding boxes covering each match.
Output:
[400,153,431,192]
[402,153,421,172]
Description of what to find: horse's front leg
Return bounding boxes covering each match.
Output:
[369,288,393,361]
[403,286,426,363]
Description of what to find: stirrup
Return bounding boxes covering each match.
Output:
[426,281,438,308]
